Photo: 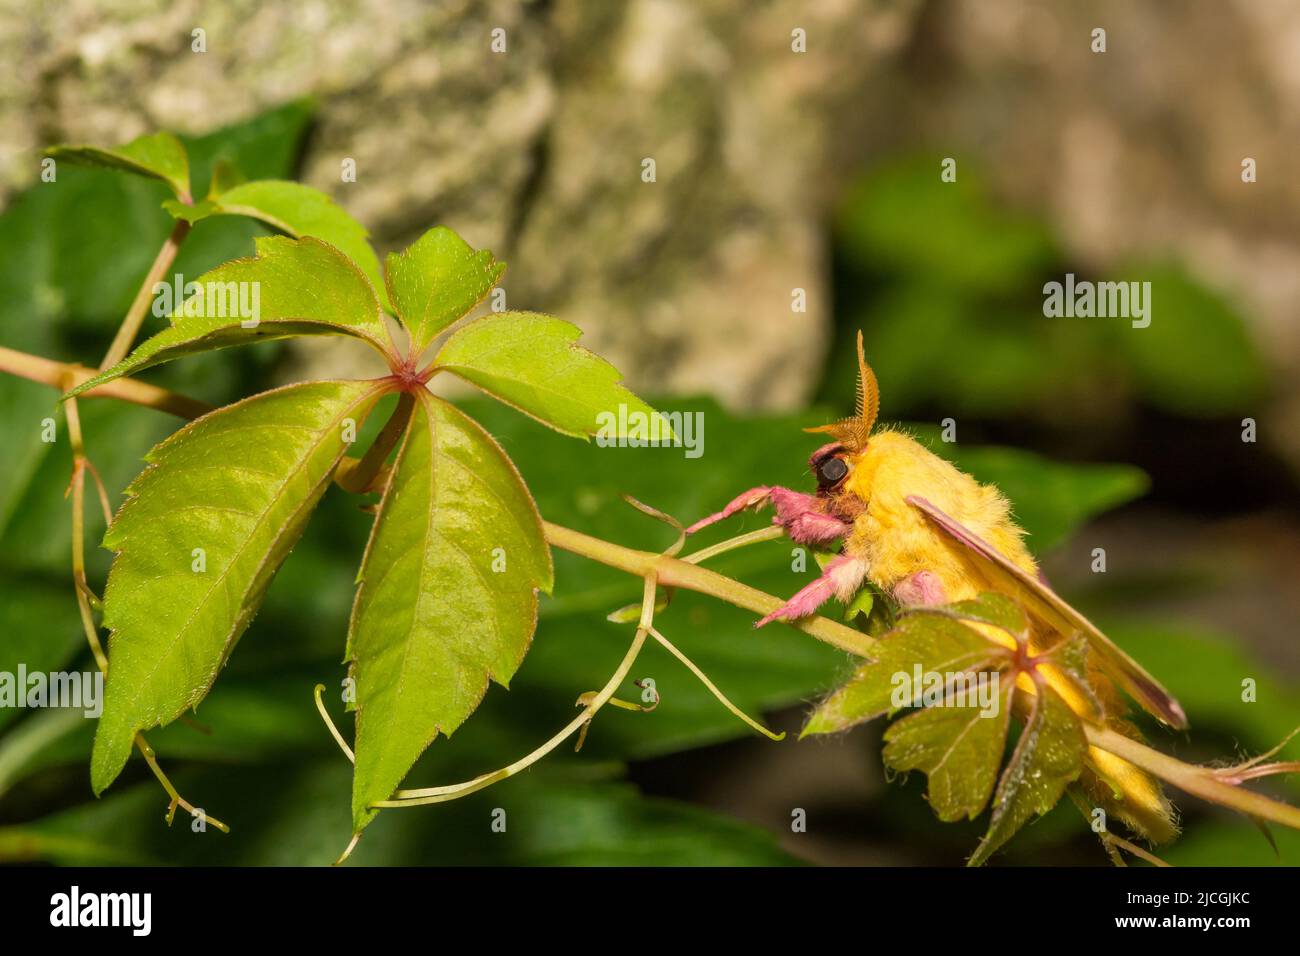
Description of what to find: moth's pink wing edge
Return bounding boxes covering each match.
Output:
[905,494,1188,730]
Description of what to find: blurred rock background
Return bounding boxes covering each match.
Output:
[5,0,1295,435]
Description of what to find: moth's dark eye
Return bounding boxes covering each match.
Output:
[818,456,848,485]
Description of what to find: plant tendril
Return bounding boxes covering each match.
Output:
[648,625,785,741]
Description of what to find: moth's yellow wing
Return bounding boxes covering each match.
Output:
[907,494,1187,730]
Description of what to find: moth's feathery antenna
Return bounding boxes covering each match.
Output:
[854,329,879,436]
[804,329,879,451]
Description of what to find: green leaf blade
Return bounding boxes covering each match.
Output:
[434,312,666,440]
[64,236,389,401]
[47,132,191,201]
[968,683,1086,866]
[883,679,1012,822]
[91,380,383,793]
[348,393,552,830]
[166,180,390,311]
[803,614,1006,736]
[927,592,1028,637]
[385,226,505,351]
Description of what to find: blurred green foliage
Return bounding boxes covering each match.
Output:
[0,762,800,867]
[826,158,1268,422]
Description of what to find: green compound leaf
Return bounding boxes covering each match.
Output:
[348,392,553,830]
[46,131,191,201]
[803,613,1010,736]
[968,681,1087,866]
[433,312,666,440]
[384,226,505,352]
[64,236,390,401]
[164,180,389,311]
[883,676,1013,822]
[91,380,384,794]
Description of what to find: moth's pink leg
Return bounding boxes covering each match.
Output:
[755,554,868,628]
[893,570,946,607]
[768,488,851,546]
[684,486,773,534]
[686,486,851,546]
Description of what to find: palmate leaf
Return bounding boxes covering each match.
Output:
[163,180,390,311]
[968,682,1086,866]
[91,380,384,793]
[433,312,666,439]
[64,236,390,401]
[883,678,1013,822]
[805,595,1087,855]
[348,391,553,830]
[46,132,191,201]
[385,226,505,352]
[802,613,1010,736]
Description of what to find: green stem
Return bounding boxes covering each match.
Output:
[0,346,213,418]
[1084,724,1300,832]
[99,219,191,370]
[335,391,412,494]
[63,396,109,675]
[133,734,229,833]
[648,624,784,741]
[681,525,786,564]
[543,521,875,658]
